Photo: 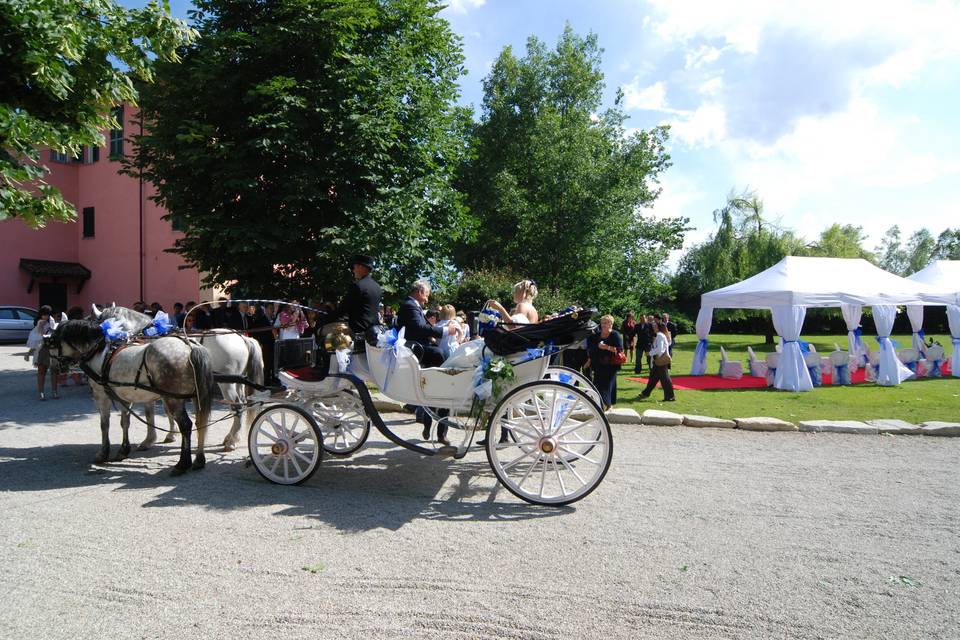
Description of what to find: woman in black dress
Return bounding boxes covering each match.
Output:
[586,314,624,411]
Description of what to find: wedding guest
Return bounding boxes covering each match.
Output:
[638,319,675,402]
[585,314,624,411]
[28,306,59,400]
[620,312,637,363]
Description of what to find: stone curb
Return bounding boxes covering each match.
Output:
[630,410,960,437]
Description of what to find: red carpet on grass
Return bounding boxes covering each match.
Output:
[626,368,869,390]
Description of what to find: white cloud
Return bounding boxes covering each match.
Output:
[665,103,727,148]
[684,45,723,69]
[698,76,723,96]
[622,80,668,111]
[648,0,960,85]
[444,0,485,14]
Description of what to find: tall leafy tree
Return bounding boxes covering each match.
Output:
[0,0,195,226]
[133,0,470,298]
[457,26,685,313]
[934,228,960,260]
[875,225,939,275]
[801,224,874,260]
[672,189,804,310]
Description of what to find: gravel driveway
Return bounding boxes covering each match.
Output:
[1,346,958,639]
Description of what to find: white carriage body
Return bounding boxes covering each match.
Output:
[364,343,550,410]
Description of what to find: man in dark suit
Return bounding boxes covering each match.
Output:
[334,254,383,334]
[397,279,462,445]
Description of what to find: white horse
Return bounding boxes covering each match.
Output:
[93,305,264,452]
[51,318,216,473]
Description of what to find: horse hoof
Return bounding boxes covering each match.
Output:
[222,440,236,452]
[137,439,155,451]
[94,453,108,464]
[171,465,188,476]
[112,454,127,462]
[191,458,206,471]
[163,435,177,444]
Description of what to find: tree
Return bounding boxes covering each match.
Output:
[934,228,960,260]
[456,26,686,313]
[673,189,804,305]
[0,0,195,227]
[904,228,936,275]
[875,225,938,275]
[132,0,470,299]
[672,189,804,341]
[875,225,909,275]
[802,224,874,260]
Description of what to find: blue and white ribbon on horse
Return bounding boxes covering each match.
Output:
[144,311,173,337]
[376,326,410,393]
[100,317,129,342]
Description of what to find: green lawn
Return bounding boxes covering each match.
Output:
[615,333,959,423]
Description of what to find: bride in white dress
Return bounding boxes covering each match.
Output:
[485,279,539,326]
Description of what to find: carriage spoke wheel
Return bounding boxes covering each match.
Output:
[486,381,612,506]
[311,392,370,457]
[248,404,322,485]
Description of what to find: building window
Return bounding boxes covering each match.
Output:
[82,207,95,238]
[84,145,99,163]
[50,149,71,164]
[109,106,124,159]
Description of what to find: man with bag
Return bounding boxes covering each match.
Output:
[637,318,676,401]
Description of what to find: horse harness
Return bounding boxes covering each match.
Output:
[79,335,198,402]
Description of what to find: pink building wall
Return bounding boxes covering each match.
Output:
[0,105,202,314]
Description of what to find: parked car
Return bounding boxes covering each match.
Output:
[0,306,38,343]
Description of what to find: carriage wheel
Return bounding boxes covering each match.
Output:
[248,404,323,485]
[310,392,370,457]
[543,367,604,460]
[486,381,612,506]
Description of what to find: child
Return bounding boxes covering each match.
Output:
[437,304,462,359]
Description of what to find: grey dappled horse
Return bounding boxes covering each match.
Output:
[94,305,264,452]
[52,318,216,474]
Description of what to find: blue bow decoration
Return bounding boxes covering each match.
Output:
[875,336,900,350]
[834,363,850,385]
[144,311,172,337]
[557,371,573,385]
[376,326,409,393]
[472,354,494,401]
[335,349,351,375]
[100,318,129,342]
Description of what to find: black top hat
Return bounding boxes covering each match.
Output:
[350,254,375,270]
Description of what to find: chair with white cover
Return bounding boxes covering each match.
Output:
[864,350,881,382]
[829,349,851,385]
[765,352,780,386]
[804,351,822,386]
[718,346,744,380]
[746,346,767,378]
[919,343,945,378]
[897,348,920,375]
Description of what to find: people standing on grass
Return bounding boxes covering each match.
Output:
[620,312,637,364]
[634,314,652,375]
[638,318,675,402]
[586,314,624,411]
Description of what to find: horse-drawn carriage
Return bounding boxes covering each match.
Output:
[50,303,613,506]
[251,305,612,505]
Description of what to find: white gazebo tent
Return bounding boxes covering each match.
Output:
[692,256,957,391]
[907,260,960,376]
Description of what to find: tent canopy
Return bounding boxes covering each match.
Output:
[701,256,956,309]
[907,260,960,295]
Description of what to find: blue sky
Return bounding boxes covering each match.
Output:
[141,0,960,259]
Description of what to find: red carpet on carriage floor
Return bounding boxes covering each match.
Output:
[626,368,869,390]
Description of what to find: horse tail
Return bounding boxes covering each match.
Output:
[245,337,265,387]
[189,343,216,422]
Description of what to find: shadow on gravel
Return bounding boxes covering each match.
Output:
[0,440,570,531]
